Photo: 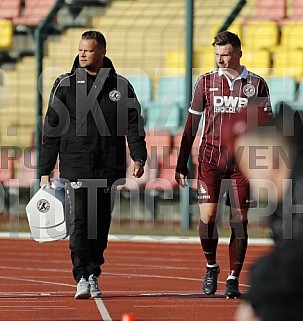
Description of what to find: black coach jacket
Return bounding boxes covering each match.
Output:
[40,56,147,185]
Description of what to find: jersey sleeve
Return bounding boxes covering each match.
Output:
[258,78,273,116]
[188,76,204,115]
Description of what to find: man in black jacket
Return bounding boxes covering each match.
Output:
[40,30,147,299]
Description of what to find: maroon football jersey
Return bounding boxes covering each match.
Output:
[189,67,272,168]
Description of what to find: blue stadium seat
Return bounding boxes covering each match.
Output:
[157,76,186,106]
[145,76,186,132]
[286,78,303,111]
[266,77,297,115]
[127,75,153,105]
[145,102,182,132]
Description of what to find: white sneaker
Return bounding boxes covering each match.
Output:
[89,274,102,298]
[75,277,91,299]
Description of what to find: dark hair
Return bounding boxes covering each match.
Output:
[212,31,241,50]
[81,30,106,48]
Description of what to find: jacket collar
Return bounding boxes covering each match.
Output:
[70,55,116,75]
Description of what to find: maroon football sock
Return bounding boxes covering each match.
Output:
[229,220,248,277]
[199,220,219,266]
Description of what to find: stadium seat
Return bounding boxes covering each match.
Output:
[0,19,13,49]
[0,152,15,186]
[13,0,57,26]
[4,150,37,190]
[156,76,186,106]
[145,102,182,132]
[144,130,179,215]
[242,20,279,49]
[145,151,179,191]
[254,0,287,20]
[164,49,199,75]
[0,151,15,212]
[279,20,303,49]
[2,149,39,214]
[210,21,242,39]
[294,79,303,104]
[272,49,303,82]
[241,47,271,76]
[145,129,172,163]
[117,147,158,192]
[145,77,185,132]
[266,76,297,115]
[127,75,153,106]
[0,0,21,19]
[196,46,216,73]
[286,78,303,111]
[289,0,303,19]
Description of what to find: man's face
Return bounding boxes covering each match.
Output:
[78,38,106,73]
[214,43,242,72]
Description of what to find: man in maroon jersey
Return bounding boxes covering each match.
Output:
[175,31,272,298]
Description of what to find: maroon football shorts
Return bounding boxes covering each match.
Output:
[197,161,254,209]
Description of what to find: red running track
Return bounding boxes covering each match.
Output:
[0,236,272,321]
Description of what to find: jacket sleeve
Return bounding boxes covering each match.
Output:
[125,83,147,163]
[40,76,68,176]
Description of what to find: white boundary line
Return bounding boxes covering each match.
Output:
[94,298,113,321]
[108,234,274,245]
[0,232,274,245]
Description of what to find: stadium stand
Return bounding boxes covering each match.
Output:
[3,0,300,203]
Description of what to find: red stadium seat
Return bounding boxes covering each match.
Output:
[0,152,14,212]
[173,129,202,180]
[4,150,37,190]
[290,0,303,19]
[145,129,172,167]
[0,0,21,19]
[118,148,158,191]
[13,0,57,26]
[0,152,14,185]
[254,0,287,20]
[145,148,179,191]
